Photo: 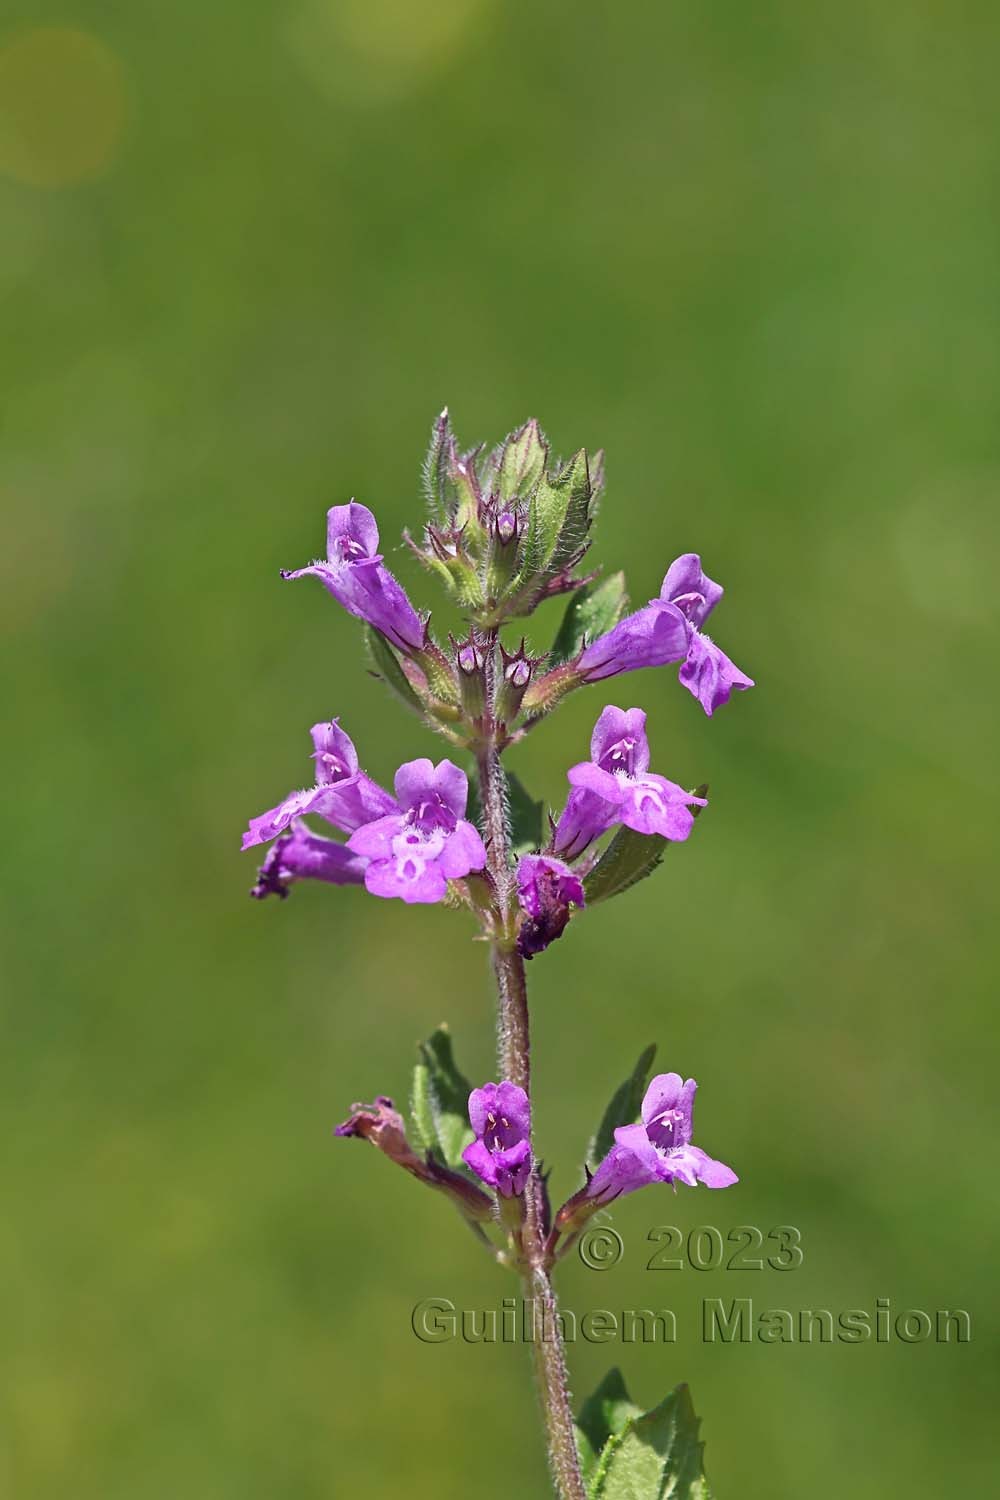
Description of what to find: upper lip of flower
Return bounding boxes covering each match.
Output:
[667,589,707,621]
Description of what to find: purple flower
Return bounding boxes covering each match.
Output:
[577,598,689,682]
[552,706,707,858]
[242,719,396,851]
[347,758,486,904]
[250,819,368,899]
[585,1073,737,1204]
[577,553,753,716]
[281,501,426,654]
[462,1082,532,1196]
[678,632,754,717]
[660,554,754,716]
[516,855,585,958]
[548,786,613,862]
[555,1072,737,1236]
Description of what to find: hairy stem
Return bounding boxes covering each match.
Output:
[528,1268,588,1500]
[475,632,531,1095]
[492,936,531,1095]
[474,650,586,1500]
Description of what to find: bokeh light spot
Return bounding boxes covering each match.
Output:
[0,27,127,188]
[288,0,492,106]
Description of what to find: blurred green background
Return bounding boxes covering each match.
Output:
[2,2,998,1496]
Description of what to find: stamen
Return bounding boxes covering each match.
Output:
[337,535,368,562]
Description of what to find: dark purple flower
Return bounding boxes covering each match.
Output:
[659,554,754,716]
[516,855,585,958]
[347,758,486,904]
[552,706,707,858]
[250,819,368,899]
[577,553,753,716]
[281,501,426,654]
[585,1072,738,1203]
[462,1081,532,1196]
[242,719,396,851]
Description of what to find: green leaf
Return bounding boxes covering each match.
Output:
[550,572,628,666]
[590,1383,712,1499]
[498,418,548,503]
[518,470,568,578]
[549,448,594,571]
[583,827,666,904]
[415,1026,474,1168]
[589,447,606,512]
[582,795,706,906]
[409,1060,437,1157]
[575,1368,642,1487]
[514,449,587,578]
[441,442,484,540]
[419,409,484,535]
[586,1044,657,1172]
[365,627,425,717]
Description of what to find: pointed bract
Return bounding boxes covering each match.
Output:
[498,418,549,503]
